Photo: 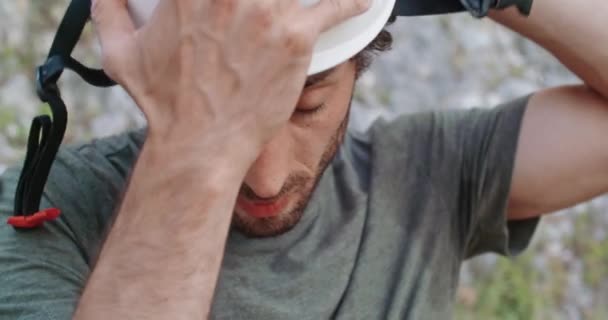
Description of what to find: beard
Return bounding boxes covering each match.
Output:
[231,110,350,238]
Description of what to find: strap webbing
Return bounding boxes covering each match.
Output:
[393,0,466,16]
[13,0,115,222]
[48,0,92,59]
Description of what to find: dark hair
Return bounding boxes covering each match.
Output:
[351,16,396,77]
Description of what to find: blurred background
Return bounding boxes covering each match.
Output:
[1,1,607,319]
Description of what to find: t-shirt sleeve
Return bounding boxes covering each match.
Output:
[0,133,139,319]
[368,95,539,260]
[0,167,90,319]
[446,95,540,258]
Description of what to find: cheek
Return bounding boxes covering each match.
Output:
[287,61,355,174]
[289,125,333,174]
[289,91,351,174]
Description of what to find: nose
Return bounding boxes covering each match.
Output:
[243,128,290,199]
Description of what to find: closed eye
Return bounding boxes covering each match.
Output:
[295,103,326,116]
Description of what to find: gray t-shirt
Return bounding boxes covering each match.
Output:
[0,96,539,319]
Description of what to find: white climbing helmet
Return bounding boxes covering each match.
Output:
[127,0,397,75]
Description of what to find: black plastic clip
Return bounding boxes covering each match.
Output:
[36,55,65,103]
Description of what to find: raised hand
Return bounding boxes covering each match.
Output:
[91,0,370,157]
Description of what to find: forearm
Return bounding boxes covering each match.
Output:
[490,0,608,98]
[73,133,253,319]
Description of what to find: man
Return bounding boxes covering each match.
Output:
[0,0,607,319]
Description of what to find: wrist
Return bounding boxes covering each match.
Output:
[143,124,259,177]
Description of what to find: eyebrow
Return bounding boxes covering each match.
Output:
[305,67,337,87]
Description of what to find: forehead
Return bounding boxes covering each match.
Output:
[305,66,338,87]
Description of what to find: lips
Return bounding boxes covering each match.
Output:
[236,195,289,219]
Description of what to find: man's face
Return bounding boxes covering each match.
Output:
[232,61,357,237]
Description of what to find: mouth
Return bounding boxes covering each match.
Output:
[236,194,290,219]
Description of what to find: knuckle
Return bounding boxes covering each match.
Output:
[328,0,369,18]
[353,0,371,13]
[250,2,275,29]
[212,0,237,17]
[282,25,313,53]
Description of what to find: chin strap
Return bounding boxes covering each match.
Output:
[8,0,115,229]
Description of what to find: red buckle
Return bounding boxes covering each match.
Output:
[7,208,61,228]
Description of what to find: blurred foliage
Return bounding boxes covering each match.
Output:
[456,208,608,319]
[455,256,539,320]
[571,213,608,288]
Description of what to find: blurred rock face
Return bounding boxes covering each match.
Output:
[350,15,578,131]
[0,2,606,319]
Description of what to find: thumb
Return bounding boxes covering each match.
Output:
[91,0,135,41]
[90,0,136,79]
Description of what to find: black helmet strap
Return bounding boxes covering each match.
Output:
[11,0,115,227]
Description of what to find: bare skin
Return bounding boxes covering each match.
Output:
[232,63,355,237]
[74,0,368,319]
[74,0,608,318]
[489,1,608,220]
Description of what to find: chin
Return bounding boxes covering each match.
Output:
[232,206,306,238]
[232,174,320,238]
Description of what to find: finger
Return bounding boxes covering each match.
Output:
[273,0,298,14]
[91,0,136,49]
[303,0,371,33]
